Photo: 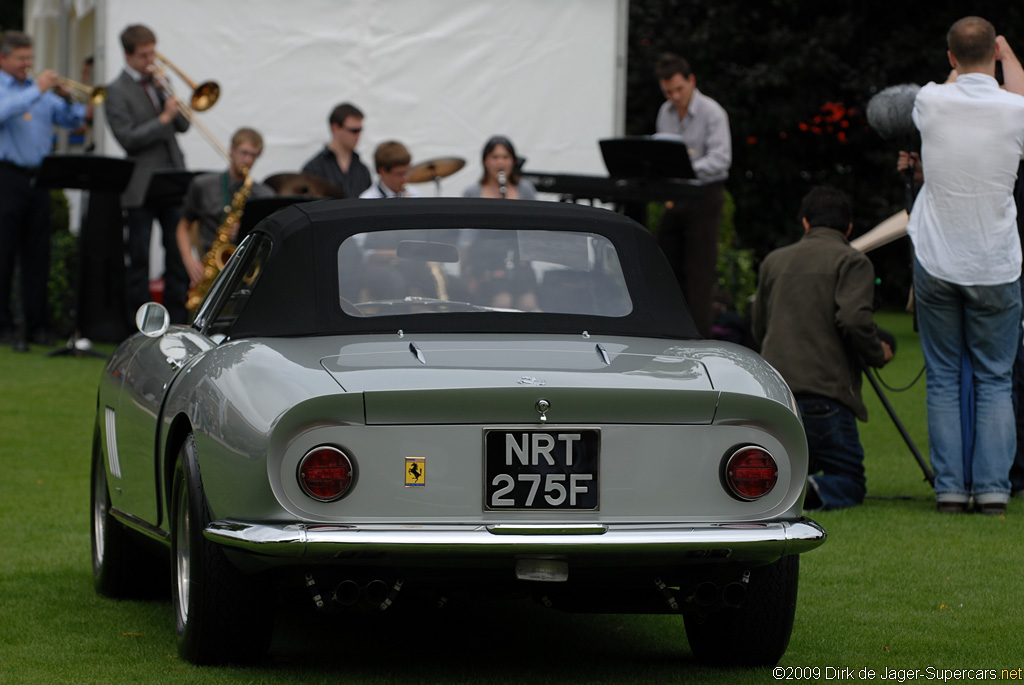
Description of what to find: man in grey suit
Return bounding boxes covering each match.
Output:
[105,24,190,324]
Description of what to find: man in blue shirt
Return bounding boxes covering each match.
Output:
[0,30,85,351]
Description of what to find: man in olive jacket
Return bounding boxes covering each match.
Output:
[752,187,893,510]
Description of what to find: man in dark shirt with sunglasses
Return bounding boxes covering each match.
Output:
[301,102,372,200]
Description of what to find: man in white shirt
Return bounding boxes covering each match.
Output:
[907,16,1024,515]
[359,141,418,199]
[653,53,731,338]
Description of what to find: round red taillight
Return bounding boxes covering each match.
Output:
[724,446,778,501]
[298,446,355,502]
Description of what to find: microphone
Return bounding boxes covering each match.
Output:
[866,83,920,141]
[498,170,508,200]
[866,84,921,209]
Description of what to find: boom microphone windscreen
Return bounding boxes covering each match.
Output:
[866,84,921,140]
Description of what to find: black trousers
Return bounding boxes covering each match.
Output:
[656,182,725,338]
[125,204,188,325]
[0,164,51,336]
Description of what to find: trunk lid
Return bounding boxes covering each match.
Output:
[319,337,719,425]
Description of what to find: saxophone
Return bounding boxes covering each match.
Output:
[186,172,254,312]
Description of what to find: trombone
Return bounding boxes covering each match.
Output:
[148,53,228,162]
[155,52,220,111]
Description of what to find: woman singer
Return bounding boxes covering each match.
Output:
[462,135,536,200]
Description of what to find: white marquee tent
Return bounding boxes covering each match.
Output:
[23,0,628,194]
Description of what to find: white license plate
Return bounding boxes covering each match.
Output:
[484,429,599,510]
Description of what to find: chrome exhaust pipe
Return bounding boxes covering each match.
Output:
[722,581,746,608]
[693,581,720,607]
[333,580,360,606]
[333,578,403,610]
[364,579,389,605]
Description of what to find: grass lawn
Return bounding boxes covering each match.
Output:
[0,311,1021,683]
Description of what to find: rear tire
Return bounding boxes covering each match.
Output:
[91,432,163,598]
[171,433,271,665]
[683,555,800,667]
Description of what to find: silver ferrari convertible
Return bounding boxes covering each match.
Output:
[91,198,825,666]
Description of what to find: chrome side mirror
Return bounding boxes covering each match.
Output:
[135,302,170,337]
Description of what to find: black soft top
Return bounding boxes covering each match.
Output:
[228,198,698,340]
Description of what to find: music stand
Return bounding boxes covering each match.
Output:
[599,136,696,180]
[146,169,201,209]
[595,137,697,226]
[238,196,321,242]
[35,155,135,358]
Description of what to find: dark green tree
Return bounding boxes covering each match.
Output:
[628,1,1024,306]
[0,3,23,33]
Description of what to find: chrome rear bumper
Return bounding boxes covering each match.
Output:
[205,518,826,562]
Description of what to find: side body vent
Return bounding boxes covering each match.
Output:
[104,407,122,479]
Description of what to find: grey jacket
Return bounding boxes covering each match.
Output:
[104,70,189,207]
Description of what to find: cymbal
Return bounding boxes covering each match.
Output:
[263,173,346,199]
[407,157,466,184]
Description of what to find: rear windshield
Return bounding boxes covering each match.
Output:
[338,228,632,318]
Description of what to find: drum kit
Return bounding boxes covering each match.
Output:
[406,156,466,195]
[263,173,346,198]
[264,156,466,199]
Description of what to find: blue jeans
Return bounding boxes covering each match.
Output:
[797,396,866,510]
[913,259,1020,504]
[1011,277,1024,492]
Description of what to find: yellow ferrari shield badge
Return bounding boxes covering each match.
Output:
[405,457,425,487]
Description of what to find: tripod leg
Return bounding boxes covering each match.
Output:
[862,364,935,486]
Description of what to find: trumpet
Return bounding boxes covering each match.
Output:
[30,70,106,105]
